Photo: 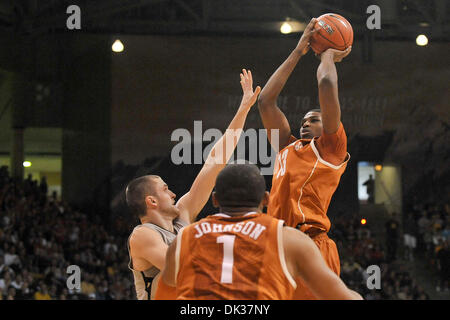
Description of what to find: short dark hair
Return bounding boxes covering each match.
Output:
[214,164,266,208]
[306,108,321,115]
[125,175,158,218]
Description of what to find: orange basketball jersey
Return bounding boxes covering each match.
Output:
[175,212,296,300]
[154,276,176,299]
[268,123,350,233]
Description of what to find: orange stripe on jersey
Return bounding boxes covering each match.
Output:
[268,123,350,233]
[175,213,296,300]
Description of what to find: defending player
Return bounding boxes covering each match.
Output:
[125,69,261,299]
[257,18,351,299]
[161,164,362,300]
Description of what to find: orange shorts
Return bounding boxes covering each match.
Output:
[292,232,340,300]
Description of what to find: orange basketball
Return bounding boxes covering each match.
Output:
[309,13,353,55]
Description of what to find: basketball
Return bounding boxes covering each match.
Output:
[309,13,353,55]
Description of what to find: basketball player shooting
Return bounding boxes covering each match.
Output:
[257,17,351,299]
[125,69,261,300]
[162,164,362,300]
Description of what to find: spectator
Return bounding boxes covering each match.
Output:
[436,238,450,292]
[363,174,375,204]
[0,269,12,294]
[403,212,417,261]
[11,274,23,291]
[0,255,5,274]
[442,215,450,236]
[81,273,96,297]
[51,190,58,202]
[6,287,16,300]
[413,285,429,300]
[417,211,430,251]
[96,280,113,300]
[4,246,20,267]
[59,288,69,300]
[382,284,395,300]
[104,236,118,256]
[34,283,51,300]
[39,176,48,196]
[49,284,58,299]
[368,243,385,265]
[16,278,32,299]
[385,213,400,262]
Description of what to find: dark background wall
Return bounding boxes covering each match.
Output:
[111,36,449,163]
[62,35,111,214]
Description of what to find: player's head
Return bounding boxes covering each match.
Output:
[125,175,179,221]
[300,108,322,139]
[212,164,269,214]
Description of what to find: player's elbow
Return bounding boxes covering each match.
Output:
[257,92,274,110]
[351,290,364,300]
[333,285,363,300]
[257,94,266,109]
[317,74,336,89]
[317,286,362,300]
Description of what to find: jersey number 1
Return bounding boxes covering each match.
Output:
[217,235,236,284]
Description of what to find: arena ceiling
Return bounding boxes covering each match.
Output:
[0,0,448,40]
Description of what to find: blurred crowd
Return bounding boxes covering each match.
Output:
[330,213,431,300]
[0,166,135,300]
[403,200,450,293]
[1,164,445,300]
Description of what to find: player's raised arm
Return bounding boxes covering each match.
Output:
[316,46,351,134]
[258,18,316,150]
[176,69,261,223]
[283,227,363,300]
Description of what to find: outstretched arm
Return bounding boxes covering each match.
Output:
[177,69,261,223]
[316,47,351,134]
[283,227,363,300]
[258,18,317,150]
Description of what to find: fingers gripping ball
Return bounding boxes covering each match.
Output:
[309,13,353,54]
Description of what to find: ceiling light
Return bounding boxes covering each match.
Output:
[416,34,428,46]
[280,22,293,34]
[112,39,124,53]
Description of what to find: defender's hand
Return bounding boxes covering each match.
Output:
[239,69,261,111]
